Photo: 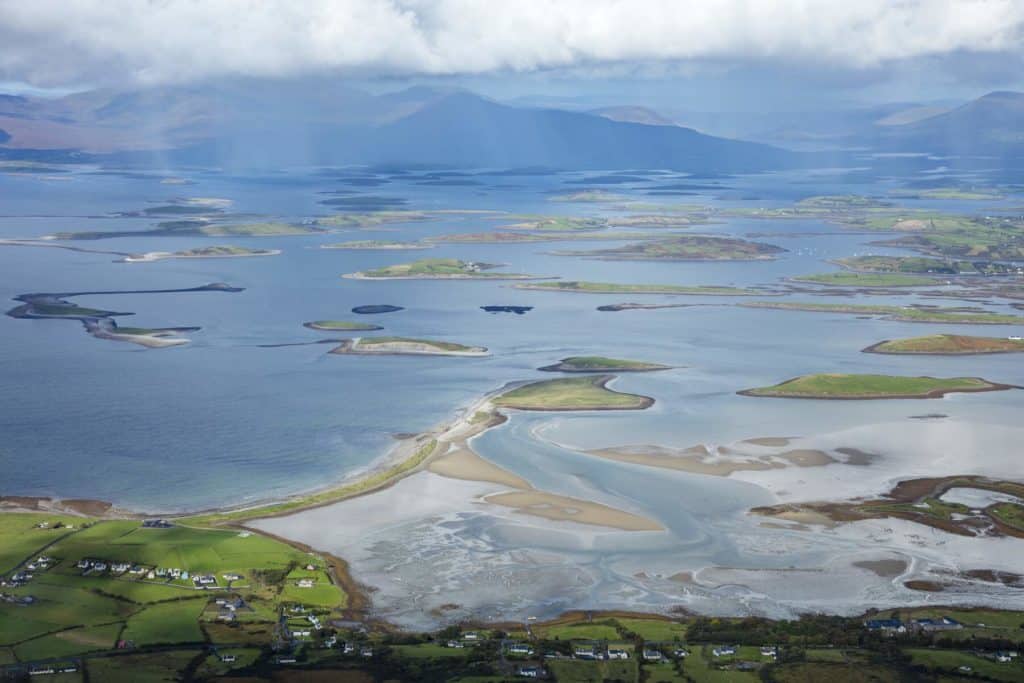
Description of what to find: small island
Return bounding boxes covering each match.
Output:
[515,280,761,295]
[503,215,608,231]
[320,240,430,250]
[53,221,325,241]
[493,375,654,411]
[352,304,403,315]
[303,320,384,331]
[792,272,937,287]
[344,258,544,280]
[554,235,784,261]
[119,245,281,262]
[330,336,488,357]
[864,334,1024,355]
[539,356,672,373]
[739,373,1015,400]
[597,302,692,312]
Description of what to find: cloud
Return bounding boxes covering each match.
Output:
[0,0,1022,87]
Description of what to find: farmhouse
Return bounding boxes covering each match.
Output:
[713,645,738,657]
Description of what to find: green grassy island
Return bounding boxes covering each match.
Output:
[320,240,429,250]
[539,356,672,373]
[740,373,1014,399]
[303,320,383,331]
[344,257,542,280]
[330,336,488,357]
[503,215,608,231]
[555,235,784,261]
[120,245,280,262]
[493,375,654,411]
[515,280,761,295]
[793,272,937,287]
[864,334,1024,355]
[314,210,438,228]
[740,301,1024,324]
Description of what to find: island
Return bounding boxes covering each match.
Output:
[597,302,693,312]
[119,245,281,262]
[739,301,1024,324]
[864,334,1024,355]
[315,211,438,229]
[493,375,654,411]
[515,280,762,295]
[553,235,785,261]
[84,320,200,348]
[792,272,937,287]
[503,215,608,231]
[344,258,545,280]
[351,304,403,315]
[330,336,488,357]
[320,240,430,250]
[548,190,627,202]
[303,320,384,331]
[889,187,1005,200]
[739,373,1014,400]
[480,305,532,314]
[539,356,672,373]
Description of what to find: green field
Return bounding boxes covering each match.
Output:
[990,502,1024,532]
[493,375,654,411]
[304,320,383,331]
[121,599,206,646]
[539,356,671,373]
[741,373,1007,399]
[515,280,760,295]
[792,272,937,287]
[168,245,273,257]
[354,336,478,352]
[740,300,1024,324]
[907,647,1024,682]
[549,190,627,203]
[865,334,1024,354]
[556,235,784,261]
[832,254,1014,276]
[547,658,639,682]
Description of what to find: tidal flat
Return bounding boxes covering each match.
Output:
[3,165,1024,629]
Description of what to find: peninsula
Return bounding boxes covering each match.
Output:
[739,373,1014,400]
[515,280,761,295]
[553,235,785,261]
[119,245,280,262]
[739,301,1024,325]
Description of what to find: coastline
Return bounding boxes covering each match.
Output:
[118,249,281,263]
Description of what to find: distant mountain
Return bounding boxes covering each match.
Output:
[590,106,676,127]
[0,82,793,171]
[864,91,1024,157]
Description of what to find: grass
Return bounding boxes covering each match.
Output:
[279,567,346,608]
[556,235,783,261]
[504,215,608,231]
[546,659,639,682]
[316,211,437,228]
[682,646,759,682]
[771,662,898,683]
[85,651,199,682]
[906,648,1024,682]
[741,373,1005,399]
[616,618,688,642]
[120,599,206,646]
[391,643,470,659]
[14,623,123,661]
[52,222,322,240]
[990,502,1024,532]
[537,622,621,640]
[493,375,654,411]
[304,320,383,331]
[866,334,1024,354]
[0,513,86,573]
[740,301,1024,324]
[515,280,760,295]
[792,272,937,287]
[170,245,272,256]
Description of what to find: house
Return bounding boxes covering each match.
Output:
[323,635,337,648]
[146,570,155,579]
[275,657,296,664]
[642,648,663,661]
[360,646,373,658]
[222,573,242,581]
[217,609,236,622]
[297,578,315,588]
[760,646,778,658]
[864,618,906,633]
[607,648,629,660]
[517,666,542,678]
[713,645,737,657]
[220,654,236,663]
[76,559,90,570]
[994,651,1018,663]
[673,648,690,658]
[447,640,465,648]
[507,643,534,656]
[463,631,480,641]
[913,617,962,632]
[574,645,599,660]
[342,642,356,654]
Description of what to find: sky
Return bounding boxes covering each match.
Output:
[1,0,1023,111]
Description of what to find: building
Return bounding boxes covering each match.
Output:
[642,648,663,661]
[912,617,962,632]
[447,640,465,648]
[607,648,629,660]
[713,645,738,657]
[573,645,599,660]
[760,646,778,658]
[864,618,906,634]
[517,666,542,678]
[673,648,690,658]
[507,643,534,656]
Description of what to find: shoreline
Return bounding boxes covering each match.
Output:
[118,249,281,263]
[737,377,1018,400]
[863,339,1024,355]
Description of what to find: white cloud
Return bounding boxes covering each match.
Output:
[0,0,1021,86]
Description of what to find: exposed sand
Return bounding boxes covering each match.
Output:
[854,559,908,578]
[585,443,834,476]
[743,436,794,447]
[483,490,664,532]
[428,447,531,490]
